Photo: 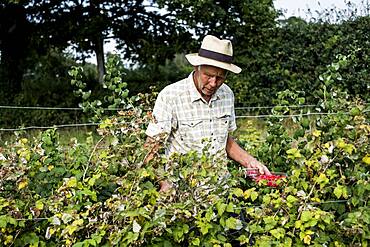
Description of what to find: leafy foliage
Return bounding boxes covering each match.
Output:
[0,49,92,128]
[0,3,369,245]
[0,58,369,246]
[230,14,370,108]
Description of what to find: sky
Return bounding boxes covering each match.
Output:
[274,0,368,19]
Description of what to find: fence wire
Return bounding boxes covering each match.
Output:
[0,103,368,111]
[0,109,369,132]
[0,104,319,111]
[0,102,369,132]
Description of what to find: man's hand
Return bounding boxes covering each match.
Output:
[245,157,271,175]
[143,136,161,164]
[144,136,172,193]
[225,136,271,175]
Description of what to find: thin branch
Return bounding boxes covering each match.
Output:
[83,136,105,180]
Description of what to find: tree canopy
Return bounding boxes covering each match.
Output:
[1,0,194,86]
[0,0,369,126]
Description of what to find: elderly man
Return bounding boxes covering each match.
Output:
[145,35,270,191]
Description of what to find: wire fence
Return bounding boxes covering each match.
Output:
[0,104,368,132]
[1,103,368,111]
[0,104,321,111]
[1,110,369,132]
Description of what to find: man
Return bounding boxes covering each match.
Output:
[145,35,270,191]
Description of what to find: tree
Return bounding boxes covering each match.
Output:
[24,0,192,83]
[156,0,279,52]
[0,3,30,98]
[155,0,280,104]
[0,0,192,90]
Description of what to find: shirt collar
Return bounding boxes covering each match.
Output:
[187,72,221,103]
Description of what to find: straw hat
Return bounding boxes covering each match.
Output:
[185,35,242,74]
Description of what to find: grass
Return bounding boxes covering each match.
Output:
[0,127,100,146]
[0,117,296,148]
[234,118,266,138]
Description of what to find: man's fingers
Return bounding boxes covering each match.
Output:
[263,165,272,175]
[259,166,264,174]
[248,161,271,175]
[245,157,272,175]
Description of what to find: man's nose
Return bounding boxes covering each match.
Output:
[209,77,217,87]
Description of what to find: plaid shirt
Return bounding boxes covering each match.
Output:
[146,72,237,156]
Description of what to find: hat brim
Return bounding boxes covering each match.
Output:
[185,53,242,74]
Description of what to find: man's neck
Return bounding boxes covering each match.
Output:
[202,93,211,103]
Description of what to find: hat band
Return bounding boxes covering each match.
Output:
[198,48,233,63]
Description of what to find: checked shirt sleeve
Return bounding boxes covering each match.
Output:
[146,89,174,137]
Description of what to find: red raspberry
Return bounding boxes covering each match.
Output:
[254,174,286,187]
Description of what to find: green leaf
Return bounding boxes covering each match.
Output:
[225,217,243,230]
[226,202,234,213]
[270,228,285,239]
[262,195,271,204]
[250,223,264,233]
[217,234,227,242]
[301,211,313,222]
[216,202,227,216]
[307,218,318,227]
[362,155,370,165]
[197,221,212,235]
[237,235,249,245]
[192,238,200,246]
[19,232,39,245]
[286,195,298,205]
[205,208,214,222]
[263,216,277,231]
[233,188,244,197]
[66,177,78,188]
[121,232,139,244]
[251,191,258,201]
[0,215,8,228]
[286,148,302,158]
[315,173,329,188]
[72,243,84,247]
[334,185,344,199]
[35,200,44,210]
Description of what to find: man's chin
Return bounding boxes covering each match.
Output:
[203,89,215,95]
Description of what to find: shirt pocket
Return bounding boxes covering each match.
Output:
[215,114,230,144]
[178,119,204,143]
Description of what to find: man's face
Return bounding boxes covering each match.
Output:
[195,65,227,97]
